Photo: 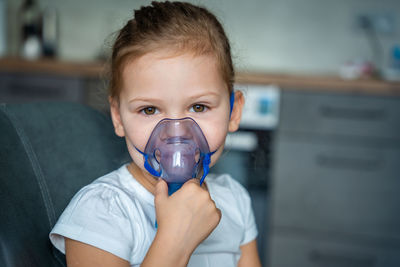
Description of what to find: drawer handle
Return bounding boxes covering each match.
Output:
[319,105,385,121]
[309,249,376,267]
[316,154,383,171]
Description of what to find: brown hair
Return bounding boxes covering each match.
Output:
[108,1,234,101]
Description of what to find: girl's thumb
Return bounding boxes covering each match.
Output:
[155,179,168,204]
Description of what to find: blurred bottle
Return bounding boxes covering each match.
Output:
[18,0,42,59]
[390,45,400,70]
[42,7,58,58]
[383,45,400,81]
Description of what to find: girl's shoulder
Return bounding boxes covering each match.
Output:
[66,164,154,220]
[63,165,132,218]
[206,173,249,197]
[50,164,153,262]
[206,173,253,219]
[84,164,152,200]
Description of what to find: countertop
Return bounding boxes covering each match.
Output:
[0,57,105,78]
[1,57,400,96]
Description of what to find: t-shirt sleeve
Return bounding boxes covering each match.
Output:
[49,184,134,261]
[234,181,258,246]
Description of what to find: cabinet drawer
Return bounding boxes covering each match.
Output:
[268,234,400,267]
[271,138,400,241]
[279,90,400,140]
[0,72,85,103]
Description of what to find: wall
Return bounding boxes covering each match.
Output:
[6,0,400,75]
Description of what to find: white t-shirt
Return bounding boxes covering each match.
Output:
[50,164,258,267]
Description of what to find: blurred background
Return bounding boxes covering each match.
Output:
[2,0,400,73]
[1,0,400,266]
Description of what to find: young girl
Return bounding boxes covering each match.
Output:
[50,2,261,266]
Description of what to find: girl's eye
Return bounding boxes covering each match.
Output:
[141,106,158,115]
[191,104,206,113]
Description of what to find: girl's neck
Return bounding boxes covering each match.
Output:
[127,162,158,195]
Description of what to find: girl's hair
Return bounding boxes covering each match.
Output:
[109,1,234,101]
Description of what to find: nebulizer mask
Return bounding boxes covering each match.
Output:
[136,117,214,195]
[135,92,235,196]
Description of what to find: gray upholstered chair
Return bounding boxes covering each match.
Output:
[0,102,130,266]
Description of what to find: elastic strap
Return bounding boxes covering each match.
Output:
[199,150,216,185]
[135,147,161,177]
[229,91,235,118]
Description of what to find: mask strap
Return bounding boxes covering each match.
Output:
[229,91,235,118]
[199,150,217,185]
[134,147,162,177]
[201,93,233,184]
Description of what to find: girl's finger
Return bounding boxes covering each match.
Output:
[154,179,168,204]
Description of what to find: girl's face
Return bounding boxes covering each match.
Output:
[110,51,244,180]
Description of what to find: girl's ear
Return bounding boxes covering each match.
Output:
[228,90,245,132]
[109,97,126,137]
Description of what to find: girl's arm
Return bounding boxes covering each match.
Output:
[65,238,130,267]
[237,240,262,267]
[65,179,221,267]
[64,234,191,267]
[64,232,191,267]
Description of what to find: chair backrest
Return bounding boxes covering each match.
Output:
[0,102,130,267]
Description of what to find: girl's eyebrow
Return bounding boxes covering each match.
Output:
[128,97,162,104]
[128,91,221,104]
[187,91,221,100]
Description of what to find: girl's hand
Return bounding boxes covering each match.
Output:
[152,179,221,262]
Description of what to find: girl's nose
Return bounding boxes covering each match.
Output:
[160,118,193,140]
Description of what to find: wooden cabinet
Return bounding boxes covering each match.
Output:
[268,90,400,267]
[279,91,400,140]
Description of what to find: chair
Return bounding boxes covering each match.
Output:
[0,102,130,266]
